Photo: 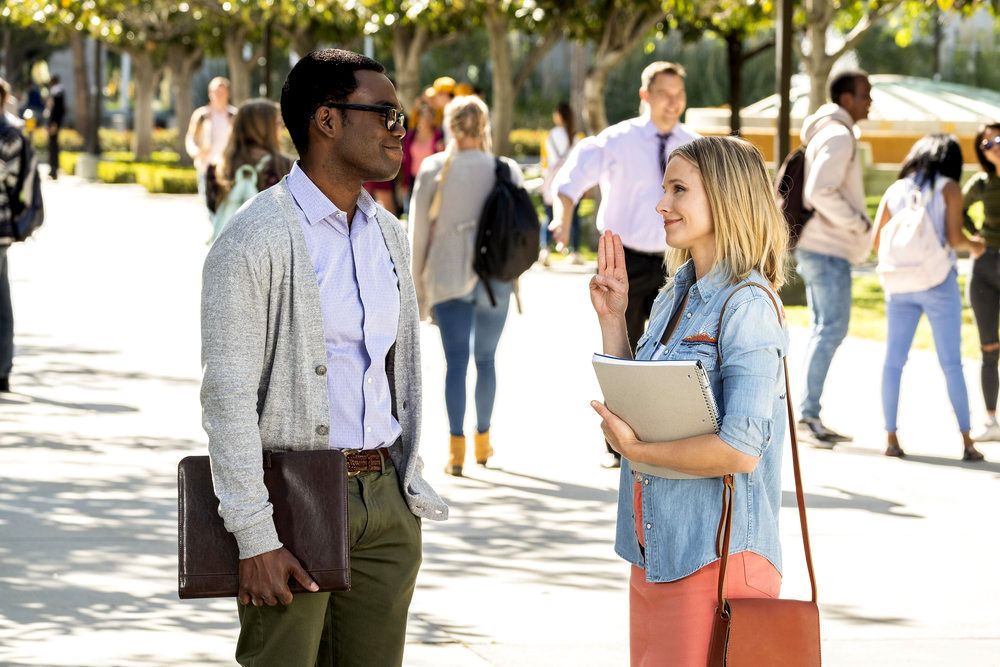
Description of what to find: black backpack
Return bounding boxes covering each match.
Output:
[0,123,44,242]
[473,158,540,306]
[774,145,812,247]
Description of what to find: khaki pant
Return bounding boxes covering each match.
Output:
[236,463,422,667]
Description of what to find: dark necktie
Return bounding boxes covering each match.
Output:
[658,132,671,179]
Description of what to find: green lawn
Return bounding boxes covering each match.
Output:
[785,273,982,360]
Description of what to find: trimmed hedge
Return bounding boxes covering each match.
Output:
[32,127,180,154]
[59,151,198,194]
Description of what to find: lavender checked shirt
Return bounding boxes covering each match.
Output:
[285,163,402,450]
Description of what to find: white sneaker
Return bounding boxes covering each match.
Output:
[971,418,1000,442]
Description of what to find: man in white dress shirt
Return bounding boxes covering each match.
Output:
[551,62,699,466]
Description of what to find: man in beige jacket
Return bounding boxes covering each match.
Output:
[795,70,872,445]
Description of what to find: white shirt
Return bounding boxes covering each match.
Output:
[552,114,699,254]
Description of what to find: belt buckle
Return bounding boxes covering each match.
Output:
[342,449,361,477]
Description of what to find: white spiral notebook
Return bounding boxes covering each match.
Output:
[592,353,720,480]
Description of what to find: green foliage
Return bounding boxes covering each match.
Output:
[785,272,981,359]
[32,128,179,154]
[58,151,198,194]
[509,128,547,157]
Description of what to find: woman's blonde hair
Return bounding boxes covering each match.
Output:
[666,136,788,289]
[429,95,493,221]
[217,98,289,191]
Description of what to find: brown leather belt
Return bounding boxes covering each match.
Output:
[343,448,390,476]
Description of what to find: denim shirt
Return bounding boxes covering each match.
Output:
[614,261,789,582]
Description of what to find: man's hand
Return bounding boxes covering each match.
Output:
[238,547,319,607]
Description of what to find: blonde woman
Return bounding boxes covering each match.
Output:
[409,96,523,476]
[589,136,789,665]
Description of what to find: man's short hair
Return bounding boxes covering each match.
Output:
[280,48,385,157]
[0,78,9,108]
[828,70,869,106]
[208,76,230,91]
[640,62,686,91]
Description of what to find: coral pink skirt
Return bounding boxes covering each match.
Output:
[630,479,781,667]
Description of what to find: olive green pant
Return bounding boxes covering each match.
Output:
[235,463,422,667]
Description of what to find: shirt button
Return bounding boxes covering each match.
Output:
[367,377,373,384]
[366,426,372,433]
[316,425,329,436]
[645,523,652,530]
[315,365,327,376]
[686,312,692,318]
[644,479,650,486]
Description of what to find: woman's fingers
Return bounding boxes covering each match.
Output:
[603,230,614,275]
[597,232,606,275]
[592,274,626,294]
[613,234,626,277]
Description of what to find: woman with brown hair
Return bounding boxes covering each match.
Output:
[207,98,293,240]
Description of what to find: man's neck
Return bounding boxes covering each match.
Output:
[299,159,361,222]
[651,118,678,134]
[209,102,229,113]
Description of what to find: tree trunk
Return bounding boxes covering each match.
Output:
[168,44,202,167]
[224,28,257,105]
[582,65,611,135]
[726,34,743,135]
[570,41,587,135]
[581,8,665,134]
[391,24,428,111]
[485,7,514,156]
[70,31,92,138]
[802,0,834,113]
[131,52,157,162]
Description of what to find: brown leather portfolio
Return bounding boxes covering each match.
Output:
[177,449,350,599]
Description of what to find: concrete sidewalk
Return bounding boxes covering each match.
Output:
[1,179,998,666]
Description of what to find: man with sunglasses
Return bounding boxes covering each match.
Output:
[201,48,446,666]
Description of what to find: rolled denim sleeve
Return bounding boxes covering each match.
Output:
[717,292,786,458]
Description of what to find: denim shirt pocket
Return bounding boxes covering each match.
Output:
[676,339,719,371]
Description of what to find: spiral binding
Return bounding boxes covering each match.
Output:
[693,361,721,432]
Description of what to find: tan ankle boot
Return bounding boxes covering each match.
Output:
[446,435,465,476]
[474,431,493,466]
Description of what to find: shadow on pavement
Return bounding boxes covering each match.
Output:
[784,488,923,519]
[0,434,236,639]
[420,469,621,597]
[820,603,913,627]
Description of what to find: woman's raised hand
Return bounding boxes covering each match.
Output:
[589,230,629,319]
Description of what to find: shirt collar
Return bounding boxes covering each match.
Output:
[285,162,380,226]
[672,260,730,304]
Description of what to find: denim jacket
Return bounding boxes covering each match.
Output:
[615,261,788,582]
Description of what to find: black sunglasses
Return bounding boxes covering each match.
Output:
[980,136,1000,151]
[317,103,405,131]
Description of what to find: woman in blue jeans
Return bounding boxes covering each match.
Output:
[873,134,985,461]
[409,96,522,475]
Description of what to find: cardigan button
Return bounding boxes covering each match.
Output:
[316,425,329,436]
[316,365,327,376]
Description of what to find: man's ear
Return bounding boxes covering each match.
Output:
[313,106,340,142]
[638,88,650,104]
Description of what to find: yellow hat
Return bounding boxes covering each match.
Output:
[433,76,456,94]
[423,86,437,99]
[453,83,474,97]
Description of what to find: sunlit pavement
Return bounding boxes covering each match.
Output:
[1,178,998,666]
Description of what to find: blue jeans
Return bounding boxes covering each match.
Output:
[432,280,512,436]
[796,249,853,418]
[0,246,12,378]
[542,203,581,252]
[882,269,970,432]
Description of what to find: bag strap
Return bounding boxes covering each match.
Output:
[714,282,818,612]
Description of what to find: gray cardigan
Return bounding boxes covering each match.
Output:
[201,179,448,559]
